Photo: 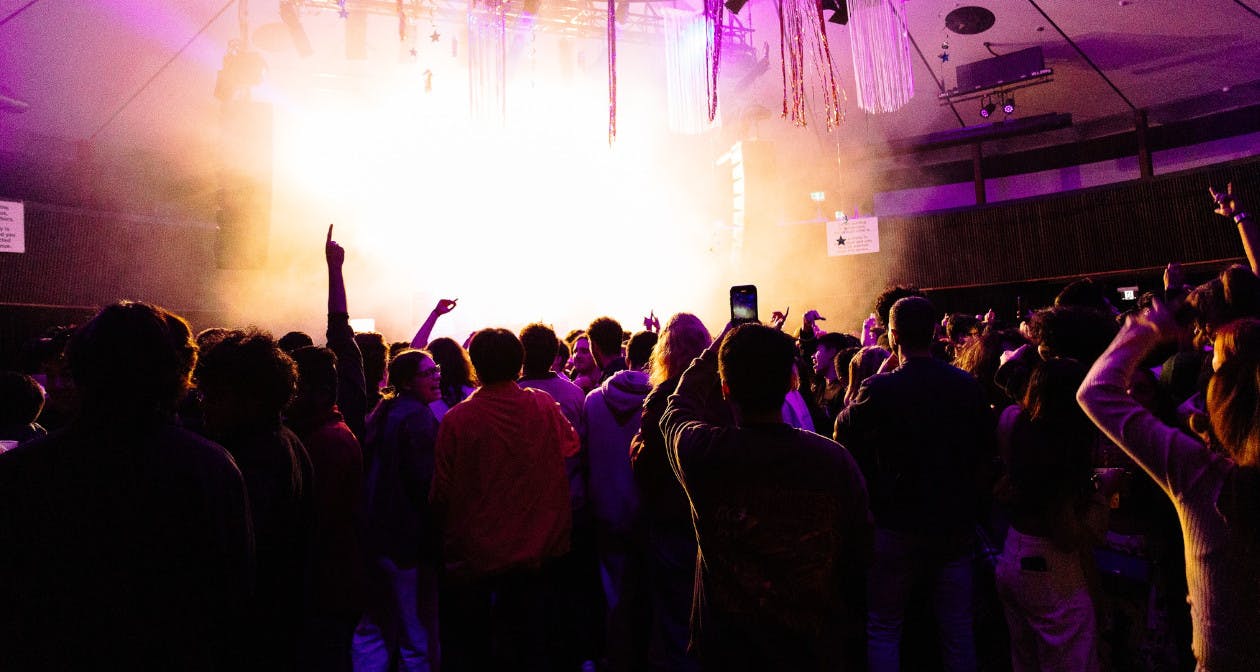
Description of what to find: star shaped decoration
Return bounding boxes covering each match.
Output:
[410,47,418,57]
[938,51,950,63]
[430,29,441,42]
[835,235,846,246]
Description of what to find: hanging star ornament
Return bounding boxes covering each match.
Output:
[410,47,418,57]
[938,51,950,63]
[430,29,441,42]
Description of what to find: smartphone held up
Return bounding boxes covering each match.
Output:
[730,285,758,324]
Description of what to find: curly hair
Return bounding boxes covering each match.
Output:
[197,328,297,425]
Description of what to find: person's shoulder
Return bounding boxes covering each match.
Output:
[793,428,865,474]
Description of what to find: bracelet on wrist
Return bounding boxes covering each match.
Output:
[1235,212,1250,224]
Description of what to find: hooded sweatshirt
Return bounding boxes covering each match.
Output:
[583,368,653,534]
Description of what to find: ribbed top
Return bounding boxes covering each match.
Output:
[1079,322,1260,671]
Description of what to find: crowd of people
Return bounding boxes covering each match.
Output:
[1,186,1259,672]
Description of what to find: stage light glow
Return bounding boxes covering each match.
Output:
[261,53,723,340]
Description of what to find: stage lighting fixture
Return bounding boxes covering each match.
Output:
[1003,97,1015,115]
[979,97,996,119]
[809,191,826,203]
[280,1,314,58]
[724,0,750,14]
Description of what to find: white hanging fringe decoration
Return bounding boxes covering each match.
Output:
[663,9,718,134]
[847,0,914,114]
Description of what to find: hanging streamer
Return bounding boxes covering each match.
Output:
[702,0,724,121]
[468,0,508,124]
[775,0,844,128]
[608,0,617,143]
[664,9,719,134]
[848,0,914,113]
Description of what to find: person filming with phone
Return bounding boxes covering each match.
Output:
[661,316,872,671]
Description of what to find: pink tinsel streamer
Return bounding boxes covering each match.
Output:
[776,0,844,128]
[704,0,724,121]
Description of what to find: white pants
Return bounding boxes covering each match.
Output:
[995,528,1099,672]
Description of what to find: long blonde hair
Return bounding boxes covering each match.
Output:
[844,346,891,406]
[649,313,712,387]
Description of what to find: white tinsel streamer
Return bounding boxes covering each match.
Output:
[468,0,507,124]
[663,9,718,134]
[847,0,914,114]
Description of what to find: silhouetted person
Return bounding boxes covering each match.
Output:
[432,328,579,672]
[0,301,253,670]
[588,316,627,383]
[834,296,996,672]
[663,323,872,671]
[288,345,364,672]
[199,329,315,672]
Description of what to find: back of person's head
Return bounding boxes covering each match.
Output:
[1210,350,1260,467]
[1222,264,1260,318]
[278,331,314,353]
[468,328,524,384]
[520,323,559,378]
[845,346,891,405]
[197,329,297,431]
[354,331,389,388]
[818,331,861,351]
[0,371,45,429]
[946,313,981,344]
[626,330,659,372]
[1214,318,1260,372]
[67,301,197,419]
[586,317,624,362]
[388,341,411,361]
[650,313,711,386]
[554,338,571,373]
[833,345,861,382]
[718,323,797,416]
[291,346,338,411]
[875,285,925,328]
[889,296,937,351]
[1055,277,1113,313]
[563,329,585,346]
[1023,357,1091,432]
[427,337,477,401]
[1029,305,1118,364]
[195,327,230,353]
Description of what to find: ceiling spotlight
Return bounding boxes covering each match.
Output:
[1003,97,1016,115]
[979,97,996,119]
[724,0,750,14]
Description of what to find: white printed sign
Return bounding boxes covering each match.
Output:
[826,216,879,257]
[0,200,25,253]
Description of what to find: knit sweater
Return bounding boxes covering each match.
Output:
[1078,321,1260,671]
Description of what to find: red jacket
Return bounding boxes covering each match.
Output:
[431,382,578,580]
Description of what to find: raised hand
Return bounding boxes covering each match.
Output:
[433,298,458,316]
[770,306,789,331]
[326,224,345,267]
[1210,183,1239,218]
[643,310,660,333]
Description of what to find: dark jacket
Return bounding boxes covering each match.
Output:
[0,420,254,671]
[834,356,996,546]
[662,347,872,670]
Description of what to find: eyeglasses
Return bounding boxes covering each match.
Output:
[417,365,441,379]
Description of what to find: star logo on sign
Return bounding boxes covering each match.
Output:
[835,235,846,246]
[430,30,441,42]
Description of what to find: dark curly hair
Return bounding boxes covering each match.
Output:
[197,328,297,428]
